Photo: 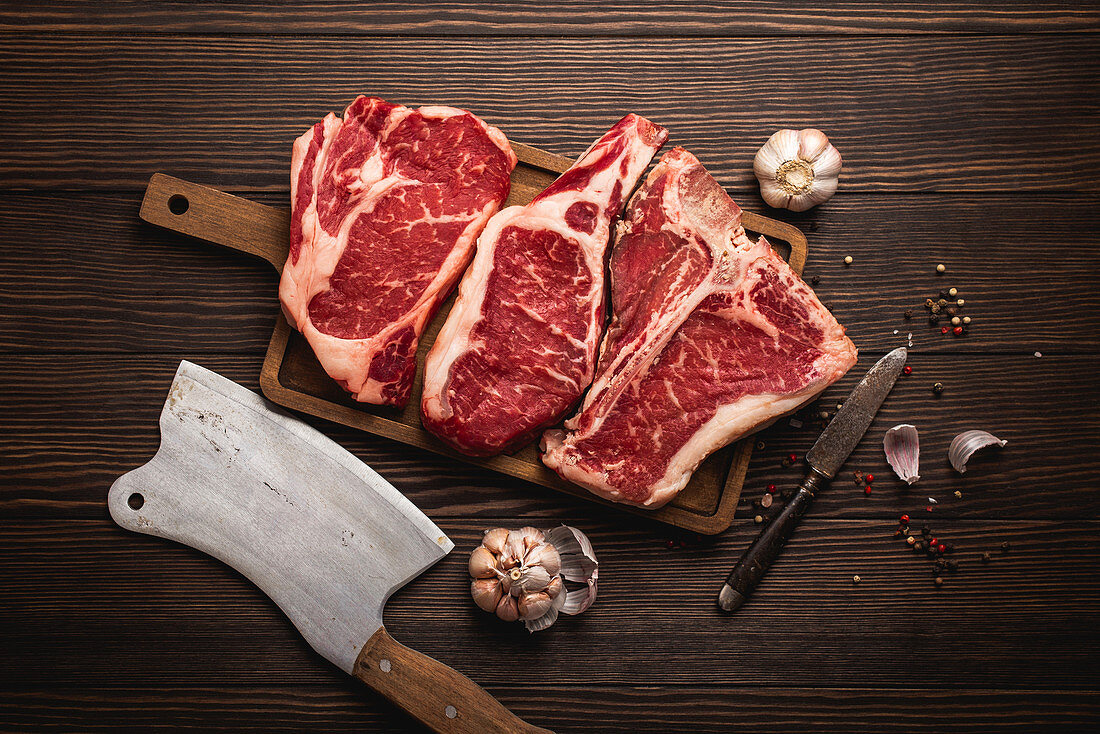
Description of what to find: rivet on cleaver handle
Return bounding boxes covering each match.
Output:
[108,361,552,734]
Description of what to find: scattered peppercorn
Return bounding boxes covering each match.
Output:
[903,365,912,375]
[937,543,946,554]
[754,515,764,525]
[956,298,965,306]
[756,440,766,450]
[1001,541,1011,552]
[904,309,913,320]
[931,303,942,314]
[900,514,910,524]
[914,541,925,552]
[666,539,675,549]
[946,306,957,316]
[938,298,948,307]
[948,287,958,297]
[941,326,949,335]
[788,453,798,463]
[932,382,945,394]
[953,326,964,336]
[844,255,853,265]
[936,264,946,273]
[982,552,992,563]
[864,486,872,496]
[907,535,916,546]
[934,576,944,586]
[929,314,940,325]
[866,474,875,483]
[962,316,971,325]
[954,490,962,499]
[922,526,931,537]
[852,575,861,584]
[951,316,961,326]
[925,298,935,308]
[810,275,820,285]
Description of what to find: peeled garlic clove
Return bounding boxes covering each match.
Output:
[525,542,561,577]
[470,578,503,613]
[883,424,921,485]
[481,527,509,555]
[949,430,1007,473]
[754,128,842,212]
[495,592,520,622]
[468,545,499,579]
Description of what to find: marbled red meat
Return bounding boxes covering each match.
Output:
[280,96,516,407]
[542,149,857,508]
[421,114,668,456]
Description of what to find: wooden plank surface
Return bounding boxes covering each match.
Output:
[1,36,1098,192]
[1,2,1099,731]
[2,1,1098,35]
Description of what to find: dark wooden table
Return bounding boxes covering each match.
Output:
[2,3,1099,731]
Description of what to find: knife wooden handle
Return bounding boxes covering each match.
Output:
[717,469,827,613]
[139,173,290,273]
[354,626,553,734]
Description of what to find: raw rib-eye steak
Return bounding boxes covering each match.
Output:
[542,148,857,508]
[279,96,516,407]
[421,114,668,456]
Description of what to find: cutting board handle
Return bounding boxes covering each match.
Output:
[139,173,290,273]
[355,627,554,734]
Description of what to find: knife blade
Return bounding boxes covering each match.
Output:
[717,347,908,613]
[109,361,552,734]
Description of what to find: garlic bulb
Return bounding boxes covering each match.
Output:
[468,525,598,633]
[754,128,842,212]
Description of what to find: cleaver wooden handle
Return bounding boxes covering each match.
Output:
[355,627,553,734]
[139,172,290,273]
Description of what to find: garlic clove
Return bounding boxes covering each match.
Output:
[502,530,528,568]
[518,591,553,621]
[546,574,564,599]
[883,423,921,485]
[525,542,561,577]
[495,592,520,622]
[468,545,499,579]
[481,527,509,555]
[518,526,545,551]
[949,430,1007,473]
[512,564,552,595]
[471,578,503,613]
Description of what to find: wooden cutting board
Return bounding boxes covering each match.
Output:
[139,141,807,534]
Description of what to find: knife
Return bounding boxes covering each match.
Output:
[717,347,908,613]
[109,361,552,734]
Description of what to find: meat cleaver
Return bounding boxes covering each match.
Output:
[108,361,551,734]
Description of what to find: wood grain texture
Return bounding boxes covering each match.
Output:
[2,1,1098,35]
[1,35,1098,192]
[1,686,1098,733]
[354,628,553,734]
[2,192,1098,354]
[1,519,1097,690]
[2,353,1095,522]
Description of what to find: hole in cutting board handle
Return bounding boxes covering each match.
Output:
[127,493,144,510]
[167,195,189,215]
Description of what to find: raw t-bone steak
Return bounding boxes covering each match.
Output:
[542,148,857,508]
[421,114,668,456]
[279,96,516,407]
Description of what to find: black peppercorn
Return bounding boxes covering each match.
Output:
[982,552,992,563]
[932,382,945,394]
[922,526,931,537]
[904,309,913,320]
[929,314,940,325]
[810,275,820,285]
[914,541,925,552]
[934,576,944,587]
[1001,541,1011,552]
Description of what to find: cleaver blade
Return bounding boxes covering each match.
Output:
[109,361,550,734]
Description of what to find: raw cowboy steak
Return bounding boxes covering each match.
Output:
[421,114,668,456]
[542,148,857,508]
[279,96,516,407]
